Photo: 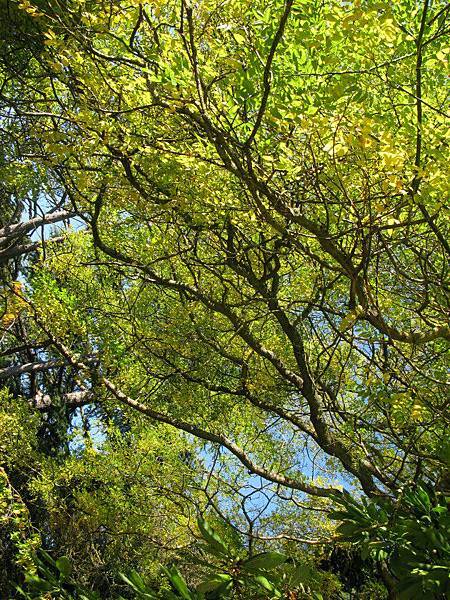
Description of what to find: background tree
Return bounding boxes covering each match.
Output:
[0,0,448,597]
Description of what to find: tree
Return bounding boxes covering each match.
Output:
[0,0,448,597]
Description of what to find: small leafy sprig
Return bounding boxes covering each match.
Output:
[329,485,450,599]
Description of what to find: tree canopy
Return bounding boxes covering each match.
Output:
[0,0,449,598]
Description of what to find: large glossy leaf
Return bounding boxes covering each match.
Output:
[196,573,232,593]
[162,566,194,600]
[197,517,231,558]
[253,574,282,598]
[55,556,72,579]
[204,579,233,599]
[119,571,157,598]
[241,552,288,572]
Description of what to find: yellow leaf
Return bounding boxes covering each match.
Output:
[411,402,426,421]
[2,313,16,327]
[339,310,357,332]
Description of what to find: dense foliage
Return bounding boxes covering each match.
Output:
[0,0,448,598]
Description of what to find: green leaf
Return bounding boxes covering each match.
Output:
[162,566,194,600]
[205,579,233,599]
[196,573,232,593]
[56,556,72,579]
[23,575,54,592]
[336,522,365,537]
[253,574,282,597]
[197,517,231,557]
[361,543,371,560]
[241,552,287,572]
[119,572,156,598]
[396,575,425,599]
[288,564,313,587]
[329,510,354,520]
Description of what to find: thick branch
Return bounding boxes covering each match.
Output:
[0,360,63,381]
[0,210,76,248]
[246,0,294,146]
